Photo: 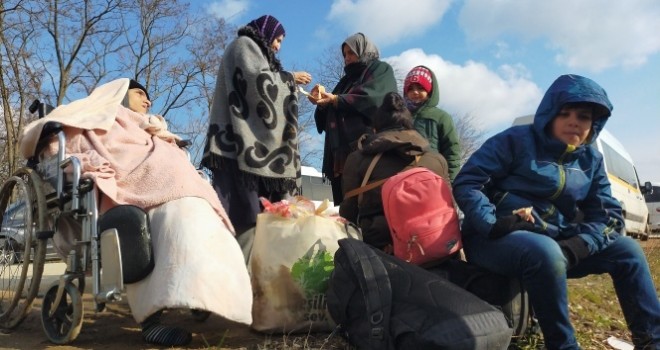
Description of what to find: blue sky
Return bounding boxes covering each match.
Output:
[202,0,660,183]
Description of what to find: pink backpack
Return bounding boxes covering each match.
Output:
[344,153,462,265]
[382,167,461,265]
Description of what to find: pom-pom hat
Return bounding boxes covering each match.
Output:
[404,66,433,94]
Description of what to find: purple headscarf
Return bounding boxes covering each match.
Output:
[247,15,285,45]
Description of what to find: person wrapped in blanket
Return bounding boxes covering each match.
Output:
[453,74,660,349]
[18,78,252,347]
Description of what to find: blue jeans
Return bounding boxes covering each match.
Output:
[462,231,660,350]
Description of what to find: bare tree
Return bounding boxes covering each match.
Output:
[31,0,128,104]
[313,46,345,89]
[115,1,234,164]
[173,13,233,163]
[0,0,237,180]
[453,112,486,164]
[0,0,41,181]
[294,46,347,168]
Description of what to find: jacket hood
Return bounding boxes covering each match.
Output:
[534,74,613,147]
[358,129,430,157]
[423,65,440,107]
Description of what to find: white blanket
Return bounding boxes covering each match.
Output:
[126,197,252,324]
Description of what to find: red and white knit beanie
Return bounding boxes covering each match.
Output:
[404,66,433,94]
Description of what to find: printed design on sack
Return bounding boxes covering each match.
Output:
[291,247,333,322]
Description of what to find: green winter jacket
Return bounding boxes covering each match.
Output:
[409,66,461,181]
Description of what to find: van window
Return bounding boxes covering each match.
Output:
[600,141,639,188]
[645,186,660,203]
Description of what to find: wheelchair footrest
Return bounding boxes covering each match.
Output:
[94,290,122,305]
[99,228,124,295]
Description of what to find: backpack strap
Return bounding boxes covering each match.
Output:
[338,239,393,349]
[344,153,422,203]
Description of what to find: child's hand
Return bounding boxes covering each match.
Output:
[489,214,539,239]
[512,206,535,223]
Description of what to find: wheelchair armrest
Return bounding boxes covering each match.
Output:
[42,121,63,134]
[35,121,63,151]
[28,122,64,168]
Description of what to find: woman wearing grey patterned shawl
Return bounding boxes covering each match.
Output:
[202,15,311,237]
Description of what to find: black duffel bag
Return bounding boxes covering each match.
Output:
[327,238,512,350]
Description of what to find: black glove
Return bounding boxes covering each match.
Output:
[557,236,589,269]
[489,215,539,239]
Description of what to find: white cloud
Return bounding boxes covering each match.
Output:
[207,0,250,24]
[458,0,660,72]
[327,0,451,47]
[384,48,542,130]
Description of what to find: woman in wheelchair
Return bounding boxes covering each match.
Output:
[19,78,252,346]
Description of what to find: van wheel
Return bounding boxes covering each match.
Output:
[641,225,650,241]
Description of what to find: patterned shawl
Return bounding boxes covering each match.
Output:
[202,32,300,193]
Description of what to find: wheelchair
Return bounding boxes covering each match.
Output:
[0,100,207,344]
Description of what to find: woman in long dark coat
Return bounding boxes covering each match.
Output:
[310,32,397,204]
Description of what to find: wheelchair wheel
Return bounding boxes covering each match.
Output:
[0,168,48,329]
[41,281,83,344]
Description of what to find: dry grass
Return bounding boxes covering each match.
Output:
[226,239,660,350]
[513,239,660,349]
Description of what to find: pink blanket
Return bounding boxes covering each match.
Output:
[47,106,234,232]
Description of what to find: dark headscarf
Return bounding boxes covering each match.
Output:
[247,15,285,45]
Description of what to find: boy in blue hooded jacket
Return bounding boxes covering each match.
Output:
[453,74,660,349]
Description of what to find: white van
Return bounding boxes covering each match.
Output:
[644,183,660,234]
[512,116,653,239]
[300,165,334,206]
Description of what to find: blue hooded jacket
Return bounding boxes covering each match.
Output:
[453,74,623,254]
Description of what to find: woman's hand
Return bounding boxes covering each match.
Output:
[293,71,312,85]
[315,92,338,107]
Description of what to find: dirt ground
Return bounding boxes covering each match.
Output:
[2,240,659,350]
[0,292,346,350]
[1,300,256,349]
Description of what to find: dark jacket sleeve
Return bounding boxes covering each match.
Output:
[335,61,397,124]
[314,61,396,135]
[453,131,515,237]
[568,159,624,254]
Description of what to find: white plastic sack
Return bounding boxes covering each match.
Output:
[249,198,360,333]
